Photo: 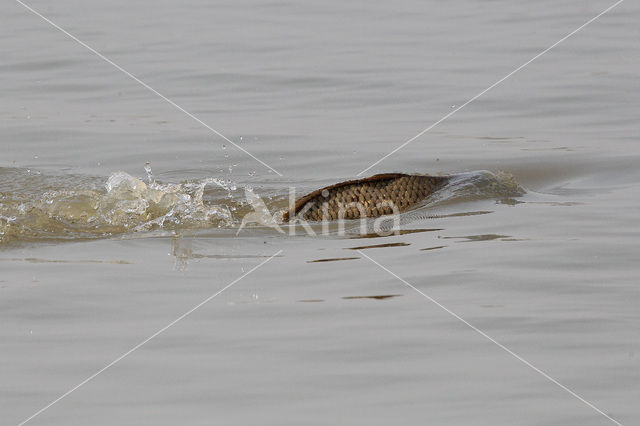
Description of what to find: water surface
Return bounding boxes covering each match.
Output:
[1,0,639,425]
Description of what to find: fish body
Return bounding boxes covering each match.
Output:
[283,173,448,222]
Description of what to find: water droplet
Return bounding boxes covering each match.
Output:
[144,162,154,184]
[222,144,226,150]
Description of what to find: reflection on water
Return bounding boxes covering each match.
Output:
[351,228,443,239]
[342,294,402,301]
[296,294,403,302]
[419,245,447,251]
[497,198,524,206]
[427,211,494,219]
[347,242,410,250]
[521,146,573,151]
[307,257,360,263]
[171,234,282,271]
[172,234,192,270]
[0,257,131,264]
[499,199,583,207]
[441,234,512,242]
[526,201,585,207]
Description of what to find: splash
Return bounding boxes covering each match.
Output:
[427,170,524,206]
[0,168,524,244]
[0,167,241,245]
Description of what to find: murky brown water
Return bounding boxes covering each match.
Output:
[1,0,639,425]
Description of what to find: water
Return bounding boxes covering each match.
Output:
[1,0,639,424]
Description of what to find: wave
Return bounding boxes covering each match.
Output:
[0,167,523,244]
[0,167,244,244]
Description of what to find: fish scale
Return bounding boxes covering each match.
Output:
[283,173,448,222]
